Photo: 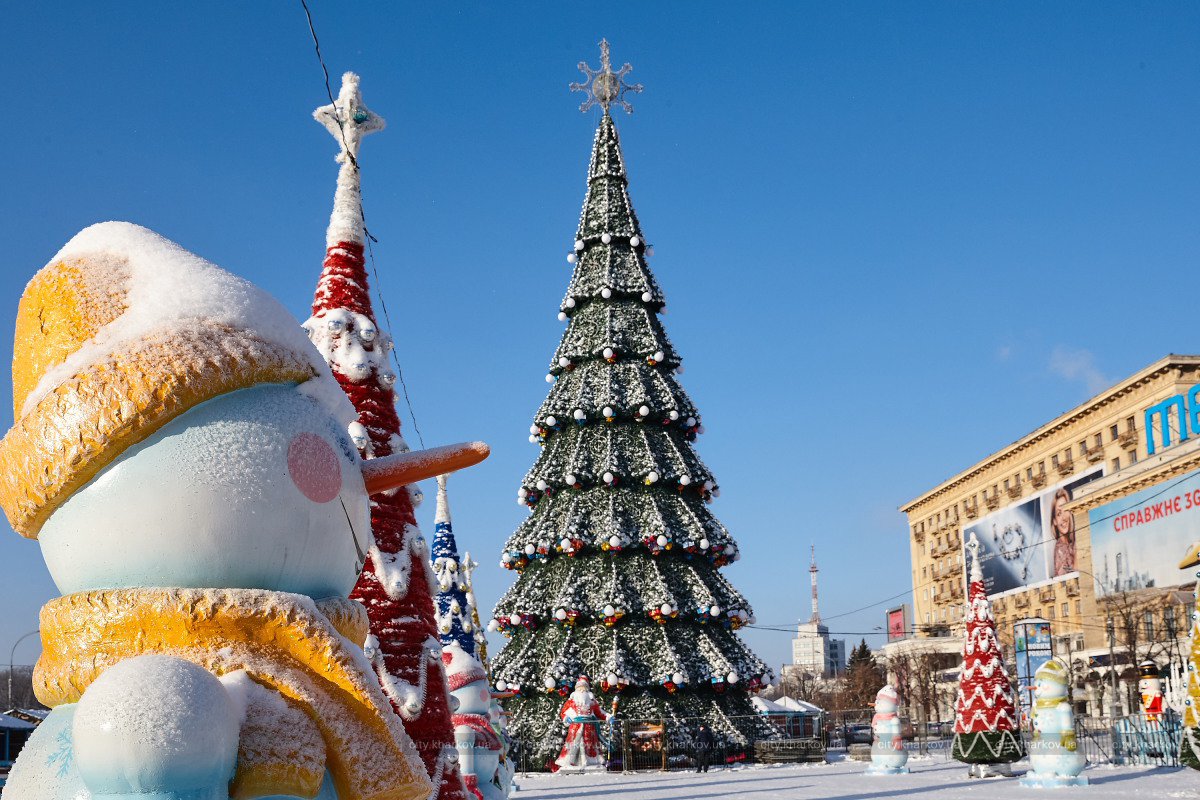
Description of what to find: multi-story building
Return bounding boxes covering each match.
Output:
[900,355,1200,718]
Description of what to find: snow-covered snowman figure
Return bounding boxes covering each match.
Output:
[553,676,609,772]
[443,643,506,800]
[0,223,487,800]
[866,685,910,775]
[1021,658,1088,787]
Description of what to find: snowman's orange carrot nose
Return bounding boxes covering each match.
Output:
[361,441,490,494]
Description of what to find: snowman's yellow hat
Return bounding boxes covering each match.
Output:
[1035,658,1069,685]
[0,223,332,539]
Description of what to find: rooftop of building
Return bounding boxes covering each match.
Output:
[900,354,1200,515]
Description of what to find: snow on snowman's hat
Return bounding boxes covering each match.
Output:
[0,223,489,539]
[441,642,488,691]
[0,223,336,539]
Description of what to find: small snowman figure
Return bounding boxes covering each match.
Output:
[866,685,910,775]
[444,643,507,800]
[0,223,487,800]
[1021,658,1088,787]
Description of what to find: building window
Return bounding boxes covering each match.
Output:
[922,566,927,578]
[1111,423,1120,440]
[1144,611,1155,640]
[925,612,931,624]
[1094,433,1103,449]
[1025,467,1033,481]
[1048,607,1056,620]
[1062,602,1069,617]
[1112,457,1120,472]
[1126,416,1136,431]
[1128,450,1138,465]
[1079,441,1088,456]
[1166,606,1177,637]
[1076,600,1082,615]
[1052,455,1060,468]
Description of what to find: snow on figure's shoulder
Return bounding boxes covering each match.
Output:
[25,222,355,426]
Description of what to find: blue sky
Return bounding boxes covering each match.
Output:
[0,2,1197,677]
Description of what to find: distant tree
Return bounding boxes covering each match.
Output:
[842,639,884,711]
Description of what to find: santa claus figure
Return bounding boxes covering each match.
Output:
[1139,661,1165,723]
[553,676,608,772]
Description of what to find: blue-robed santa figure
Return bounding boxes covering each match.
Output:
[553,676,608,772]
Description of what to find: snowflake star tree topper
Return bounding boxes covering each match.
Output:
[570,39,643,114]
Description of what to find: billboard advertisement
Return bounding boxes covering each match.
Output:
[885,605,910,642]
[964,466,1103,598]
[1013,618,1053,726]
[1087,467,1200,597]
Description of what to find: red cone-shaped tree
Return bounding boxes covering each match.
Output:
[951,532,1024,768]
[305,72,466,800]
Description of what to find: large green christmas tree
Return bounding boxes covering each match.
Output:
[490,41,774,769]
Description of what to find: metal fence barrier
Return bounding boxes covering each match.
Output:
[512,713,1186,773]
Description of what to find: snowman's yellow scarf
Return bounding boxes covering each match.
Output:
[33,588,432,800]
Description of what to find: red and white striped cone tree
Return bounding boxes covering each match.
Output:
[305,72,467,800]
[951,532,1025,776]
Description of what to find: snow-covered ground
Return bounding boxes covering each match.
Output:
[512,757,1197,799]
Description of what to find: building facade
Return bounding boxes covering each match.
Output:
[900,355,1200,718]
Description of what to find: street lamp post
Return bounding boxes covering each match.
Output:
[8,629,40,711]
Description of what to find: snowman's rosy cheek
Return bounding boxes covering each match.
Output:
[288,432,343,503]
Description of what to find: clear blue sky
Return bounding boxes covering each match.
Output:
[1,2,1197,677]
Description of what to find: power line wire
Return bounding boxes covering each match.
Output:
[298,0,426,450]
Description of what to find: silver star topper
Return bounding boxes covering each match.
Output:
[570,39,643,114]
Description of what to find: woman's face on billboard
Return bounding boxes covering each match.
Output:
[1053,501,1072,536]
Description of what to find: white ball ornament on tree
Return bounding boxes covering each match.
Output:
[602,347,615,360]
[573,409,586,421]
[609,535,621,548]
[496,679,507,691]
[630,236,641,247]
[710,605,721,617]
[607,672,619,685]
[656,534,668,547]
[727,671,739,684]
[524,544,536,556]
[672,672,685,686]
[567,253,577,264]
[574,239,585,251]
[601,287,613,299]
[509,613,522,625]
[544,676,557,689]
[558,311,568,321]
[527,435,537,444]
[558,357,570,367]
[545,374,555,383]
[560,537,572,550]
[699,538,710,550]
[601,233,612,244]
[555,608,567,621]
[545,415,557,427]
[646,471,659,484]
[564,473,576,485]
[602,406,614,418]
[638,405,650,417]
[529,424,540,435]
[603,471,615,485]
[660,602,673,615]
[536,479,548,491]
[603,605,616,617]
[653,350,665,363]
[679,475,692,486]
[488,619,500,632]
[669,410,680,421]
[641,291,652,302]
